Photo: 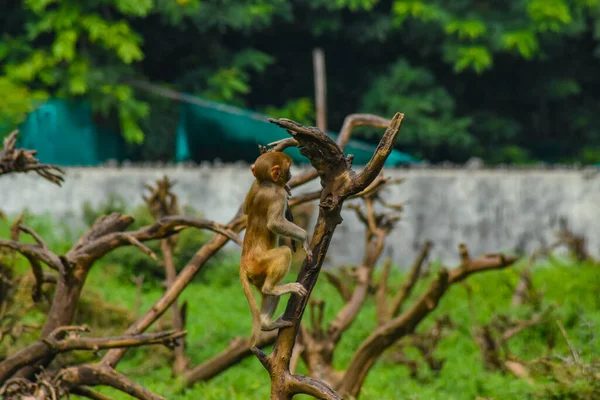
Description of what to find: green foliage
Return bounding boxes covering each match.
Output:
[7,233,597,399]
[1,0,150,142]
[262,98,315,125]
[309,0,381,11]
[201,49,275,105]
[2,0,600,163]
[392,0,447,25]
[527,0,573,32]
[445,19,487,40]
[449,45,493,74]
[501,30,540,59]
[361,59,473,155]
[2,211,600,398]
[0,77,48,127]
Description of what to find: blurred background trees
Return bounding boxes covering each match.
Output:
[1,0,599,164]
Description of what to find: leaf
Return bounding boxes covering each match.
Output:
[445,19,487,40]
[0,77,49,126]
[232,49,275,73]
[501,30,539,59]
[263,98,315,125]
[81,15,108,42]
[52,29,78,61]
[118,99,150,143]
[24,0,58,14]
[527,0,573,32]
[117,41,144,64]
[392,0,446,26]
[67,58,90,95]
[114,0,154,17]
[5,50,49,82]
[452,46,493,74]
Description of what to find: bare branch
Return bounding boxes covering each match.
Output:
[338,245,517,398]
[337,114,390,150]
[389,241,433,318]
[183,331,277,386]
[322,270,352,302]
[0,327,185,382]
[18,224,49,250]
[0,130,65,185]
[502,307,553,342]
[351,113,405,193]
[56,364,165,400]
[0,239,63,272]
[556,320,580,364]
[259,114,403,398]
[71,386,116,400]
[289,190,321,207]
[375,258,392,326]
[287,374,341,400]
[102,112,395,375]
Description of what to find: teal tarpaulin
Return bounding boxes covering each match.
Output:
[175,98,419,166]
[11,95,419,166]
[16,99,125,166]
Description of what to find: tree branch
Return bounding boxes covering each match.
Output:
[0,326,185,382]
[350,113,405,193]
[260,114,403,399]
[183,331,278,386]
[337,245,517,398]
[71,386,116,400]
[101,112,395,374]
[389,241,433,318]
[56,363,165,400]
[375,258,392,326]
[0,130,64,185]
[0,239,63,272]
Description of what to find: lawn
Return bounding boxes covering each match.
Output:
[1,213,599,399]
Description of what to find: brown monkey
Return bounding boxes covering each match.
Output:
[240,151,313,346]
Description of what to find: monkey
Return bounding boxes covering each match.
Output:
[240,151,313,346]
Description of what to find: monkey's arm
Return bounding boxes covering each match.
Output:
[267,198,308,243]
[285,204,297,252]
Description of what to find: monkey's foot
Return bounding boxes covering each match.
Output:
[289,282,308,297]
[262,317,294,331]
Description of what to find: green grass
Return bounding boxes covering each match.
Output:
[1,214,599,399]
[79,257,600,399]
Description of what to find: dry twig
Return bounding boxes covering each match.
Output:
[0,130,64,185]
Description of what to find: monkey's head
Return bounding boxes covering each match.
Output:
[251,152,292,186]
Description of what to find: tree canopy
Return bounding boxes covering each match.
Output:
[1,0,599,164]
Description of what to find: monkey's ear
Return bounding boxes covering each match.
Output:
[251,164,256,177]
[271,165,281,181]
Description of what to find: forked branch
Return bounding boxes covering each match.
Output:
[253,113,404,399]
[337,244,517,398]
[0,130,64,185]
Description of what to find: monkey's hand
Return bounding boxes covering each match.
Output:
[303,239,313,263]
[289,282,308,297]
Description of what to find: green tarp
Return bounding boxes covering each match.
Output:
[15,98,125,166]
[176,99,419,166]
[13,95,418,166]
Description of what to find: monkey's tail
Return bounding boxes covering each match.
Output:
[240,266,261,347]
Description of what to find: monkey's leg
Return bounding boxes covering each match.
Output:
[260,294,293,331]
[258,247,308,331]
[260,247,308,297]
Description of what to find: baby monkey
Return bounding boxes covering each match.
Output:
[240,151,313,346]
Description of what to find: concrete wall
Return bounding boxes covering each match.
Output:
[2,166,599,266]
